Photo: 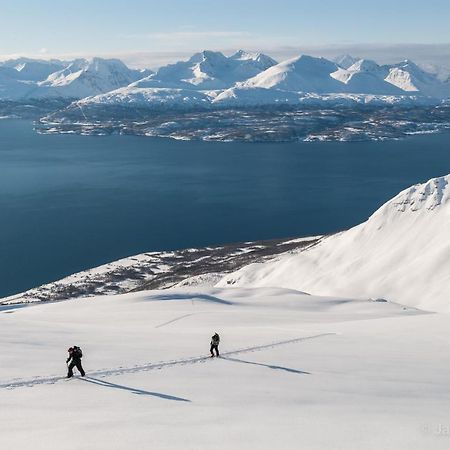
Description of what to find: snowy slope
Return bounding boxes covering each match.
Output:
[0,57,151,101]
[0,67,36,100]
[241,55,343,93]
[212,86,302,106]
[212,87,434,108]
[331,59,404,95]
[76,87,212,110]
[28,58,146,99]
[385,60,450,98]
[4,286,450,450]
[0,57,67,81]
[239,55,449,99]
[218,175,450,312]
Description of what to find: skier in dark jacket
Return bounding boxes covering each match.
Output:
[66,346,85,378]
[210,333,220,357]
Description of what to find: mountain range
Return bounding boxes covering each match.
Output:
[0,57,151,100]
[1,50,450,110]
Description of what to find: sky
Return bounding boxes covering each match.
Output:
[1,0,450,68]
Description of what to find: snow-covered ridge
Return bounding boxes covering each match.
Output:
[58,54,450,114]
[218,175,450,312]
[0,57,152,100]
[386,176,449,213]
[2,51,450,106]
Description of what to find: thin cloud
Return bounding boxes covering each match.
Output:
[121,31,252,41]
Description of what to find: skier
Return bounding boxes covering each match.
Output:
[210,332,220,357]
[66,346,85,378]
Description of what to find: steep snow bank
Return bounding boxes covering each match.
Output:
[218,175,450,312]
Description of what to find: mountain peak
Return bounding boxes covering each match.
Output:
[188,50,227,64]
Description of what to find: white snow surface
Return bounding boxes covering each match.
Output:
[218,175,450,312]
[3,286,450,450]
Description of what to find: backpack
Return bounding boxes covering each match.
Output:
[73,346,83,358]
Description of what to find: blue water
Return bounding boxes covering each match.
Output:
[1,120,449,297]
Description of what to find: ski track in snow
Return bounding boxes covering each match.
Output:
[154,313,199,328]
[0,333,335,390]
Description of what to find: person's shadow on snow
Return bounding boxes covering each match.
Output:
[222,357,310,375]
[81,377,191,402]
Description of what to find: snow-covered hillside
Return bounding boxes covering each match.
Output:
[212,87,433,108]
[330,59,403,95]
[32,58,148,99]
[3,286,450,450]
[0,57,151,101]
[77,87,212,110]
[1,52,450,108]
[385,60,450,98]
[218,175,450,312]
[0,57,67,81]
[240,55,343,93]
[59,53,450,114]
[1,172,449,448]
[0,67,35,100]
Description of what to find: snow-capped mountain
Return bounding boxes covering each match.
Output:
[0,57,152,101]
[240,55,343,92]
[218,175,450,312]
[385,60,450,98]
[331,59,403,95]
[0,67,35,100]
[0,58,67,81]
[1,52,450,110]
[32,57,147,99]
[134,50,277,90]
[240,55,449,98]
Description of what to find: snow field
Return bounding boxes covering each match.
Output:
[1,287,449,449]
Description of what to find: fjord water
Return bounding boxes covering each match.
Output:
[1,120,450,298]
